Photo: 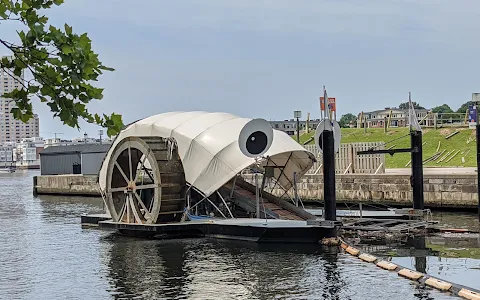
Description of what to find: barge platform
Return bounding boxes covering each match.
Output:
[81,214,337,243]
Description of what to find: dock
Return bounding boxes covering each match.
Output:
[82,215,335,243]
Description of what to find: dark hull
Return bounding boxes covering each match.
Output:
[88,216,336,243]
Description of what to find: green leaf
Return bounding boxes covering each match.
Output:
[13,68,22,77]
[47,102,59,112]
[18,31,27,42]
[20,113,32,123]
[14,59,27,69]
[53,0,64,5]
[47,57,61,65]
[64,23,72,35]
[98,65,115,71]
[28,85,40,93]
[0,4,7,19]
[61,44,73,54]
[94,114,102,124]
[107,128,116,137]
[11,107,21,120]
[110,113,122,125]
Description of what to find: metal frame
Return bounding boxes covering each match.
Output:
[186,184,232,219]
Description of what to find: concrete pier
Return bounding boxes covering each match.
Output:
[33,175,100,196]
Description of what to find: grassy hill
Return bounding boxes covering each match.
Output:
[298,127,476,168]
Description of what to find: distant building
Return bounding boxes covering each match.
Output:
[39,144,111,175]
[357,107,432,128]
[0,56,40,143]
[44,133,112,148]
[0,144,15,168]
[15,137,44,169]
[269,119,322,135]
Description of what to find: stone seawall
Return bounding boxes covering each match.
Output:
[244,174,479,209]
[33,174,479,208]
[34,175,100,196]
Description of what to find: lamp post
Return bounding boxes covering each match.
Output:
[294,110,302,143]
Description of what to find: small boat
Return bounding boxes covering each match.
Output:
[0,167,16,173]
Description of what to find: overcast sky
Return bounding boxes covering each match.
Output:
[2,0,480,139]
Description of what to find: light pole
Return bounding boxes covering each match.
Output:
[294,110,302,143]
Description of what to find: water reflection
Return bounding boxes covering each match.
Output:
[104,237,336,299]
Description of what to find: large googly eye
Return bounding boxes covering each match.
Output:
[314,119,341,153]
[239,118,274,158]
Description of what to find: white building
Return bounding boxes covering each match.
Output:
[0,145,15,167]
[44,133,112,148]
[0,56,40,144]
[15,137,44,169]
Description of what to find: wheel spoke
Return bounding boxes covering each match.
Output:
[125,195,130,223]
[114,161,129,184]
[128,194,143,223]
[134,153,148,183]
[136,183,158,190]
[118,197,127,220]
[134,192,152,220]
[109,186,127,193]
[128,142,133,181]
[143,167,155,182]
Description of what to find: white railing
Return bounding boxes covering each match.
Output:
[304,142,385,174]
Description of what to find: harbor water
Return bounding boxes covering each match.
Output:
[1,170,480,299]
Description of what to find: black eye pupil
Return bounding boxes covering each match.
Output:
[246,131,268,155]
[318,133,324,150]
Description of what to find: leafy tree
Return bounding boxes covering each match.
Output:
[431,104,453,114]
[0,0,123,136]
[339,113,357,128]
[456,101,474,114]
[398,101,425,110]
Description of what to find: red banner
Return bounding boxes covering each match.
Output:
[320,97,336,112]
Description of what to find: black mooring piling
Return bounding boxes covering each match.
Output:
[322,129,336,221]
[411,130,424,210]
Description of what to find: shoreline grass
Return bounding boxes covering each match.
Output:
[298,127,476,168]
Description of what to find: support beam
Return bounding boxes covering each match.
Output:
[411,130,424,210]
[357,148,413,155]
[255,173,260,219]
[322,129,336,221]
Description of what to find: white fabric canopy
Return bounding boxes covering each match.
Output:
[98,111,316,197]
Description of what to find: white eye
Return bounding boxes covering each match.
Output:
[238,118,274,158]
[314,119,341,153]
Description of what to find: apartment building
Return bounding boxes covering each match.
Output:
[0,56,40,143]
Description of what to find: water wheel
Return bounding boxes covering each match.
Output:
[105,137,186,224]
